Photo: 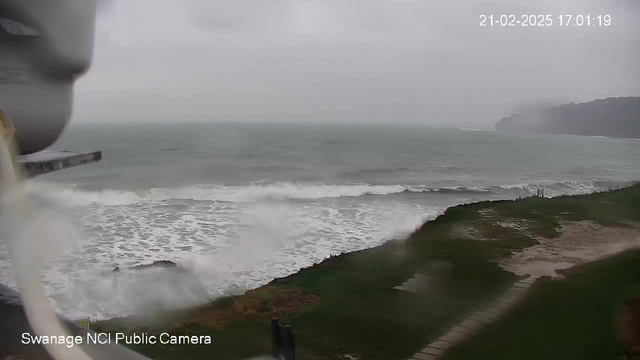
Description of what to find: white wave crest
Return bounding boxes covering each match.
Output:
[25,182,411,206]
[24,179,634,207]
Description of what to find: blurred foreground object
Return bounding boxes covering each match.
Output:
[1,107,102,176]
[1,2,282,360]
[1,92,149,360]
[1,2,148,360]
[1,0,96,154]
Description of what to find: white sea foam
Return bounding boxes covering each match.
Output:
[25,182,411,206]
[1,183,440,320]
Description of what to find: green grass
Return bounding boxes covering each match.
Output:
[95,184,640,360]
[442,250,640,360]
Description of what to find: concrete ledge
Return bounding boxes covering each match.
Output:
[17,150,102,178]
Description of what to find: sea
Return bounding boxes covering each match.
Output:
[1,122,639,320]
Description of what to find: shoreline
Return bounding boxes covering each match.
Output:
[94,184,640,360]
[5,179,634,322]
[101,180,637,317]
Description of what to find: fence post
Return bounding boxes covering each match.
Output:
[271,318,282,359]
[285,325,296,360]
[271,318,296,360]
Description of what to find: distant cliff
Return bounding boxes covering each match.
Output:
[495,97,640,139]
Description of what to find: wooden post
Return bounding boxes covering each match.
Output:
[285,325,296,360]
[271,318,282,359]
[271,318,296,360]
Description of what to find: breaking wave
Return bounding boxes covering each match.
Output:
[25,179,636,207]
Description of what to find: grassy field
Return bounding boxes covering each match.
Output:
[96,184,640,360]
[442,250,640,360]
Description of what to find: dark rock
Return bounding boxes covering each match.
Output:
[129,260,178,271]
[112,266,120,273]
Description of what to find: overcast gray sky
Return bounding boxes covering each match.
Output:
[73,0,640,127]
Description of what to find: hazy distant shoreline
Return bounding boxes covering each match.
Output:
[496,97,640,139]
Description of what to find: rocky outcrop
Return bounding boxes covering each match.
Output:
[113,260,178,273]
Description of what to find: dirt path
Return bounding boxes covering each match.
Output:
[501,221,640,278]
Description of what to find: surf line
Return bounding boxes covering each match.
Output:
[22,332,213,348]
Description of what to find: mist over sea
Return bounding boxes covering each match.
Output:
[1,122,639,320]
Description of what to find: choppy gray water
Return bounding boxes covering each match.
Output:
[1,122,639,320]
